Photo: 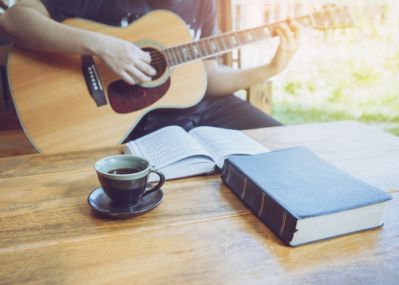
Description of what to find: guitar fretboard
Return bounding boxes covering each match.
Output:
[162,5,353,67]
[163,14,314,67]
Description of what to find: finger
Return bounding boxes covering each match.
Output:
[274,27,289,48]
[135,59,157,77]
[278,23,295,47]
[139,49,152,63]
[120,71,138,85]
[126,65,152,83]
[288,20,303,41]
[130,45,152,63]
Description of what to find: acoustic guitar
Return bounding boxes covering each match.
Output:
[7,6,353,153]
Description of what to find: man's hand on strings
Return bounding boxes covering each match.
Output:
[269,20,302,74]
[93,35,157,85]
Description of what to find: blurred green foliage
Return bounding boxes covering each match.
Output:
[271,14,399,136]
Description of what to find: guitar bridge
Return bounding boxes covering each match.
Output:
[81,55,107,107]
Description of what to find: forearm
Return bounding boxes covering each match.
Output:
[0,1,156,85]
[206,21,302,96]
[0,3,101,55]
[205,61,278,96]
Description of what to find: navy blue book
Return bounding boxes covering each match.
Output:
[221,147,392,246]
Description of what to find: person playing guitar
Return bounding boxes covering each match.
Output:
[0,0,301,148]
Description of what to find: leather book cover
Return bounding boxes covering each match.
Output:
[221,147,392,246]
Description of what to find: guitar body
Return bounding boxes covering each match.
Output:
[7,10,207,153]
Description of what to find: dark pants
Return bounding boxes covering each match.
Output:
[125,94,282,141]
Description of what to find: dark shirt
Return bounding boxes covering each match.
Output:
[41,0,218,40]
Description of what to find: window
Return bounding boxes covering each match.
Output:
[231,0,399,135]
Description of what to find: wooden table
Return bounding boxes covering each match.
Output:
[1,121,399,285]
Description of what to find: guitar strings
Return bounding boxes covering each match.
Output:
[144,6,350,66]
[148,50,207,66]
[146,27,293,66]
[149,51,175,64]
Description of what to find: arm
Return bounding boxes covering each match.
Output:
[205,22,302,96]
[0,0,155,85]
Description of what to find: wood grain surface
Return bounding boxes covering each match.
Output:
[0,130,36,158]
[1,121,398,285]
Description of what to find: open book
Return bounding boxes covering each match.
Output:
[124,126,269,180]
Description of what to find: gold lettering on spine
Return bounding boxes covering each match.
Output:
[241,177,248,199]
[258,192,266,217]
[279,212,287,236]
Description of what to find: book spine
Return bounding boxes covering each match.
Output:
[221,160,298,246]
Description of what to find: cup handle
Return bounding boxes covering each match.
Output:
[143,169,165,197]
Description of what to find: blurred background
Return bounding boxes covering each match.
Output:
[222,0,399,135]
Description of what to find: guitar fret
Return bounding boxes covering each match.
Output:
[164,49,175,66]
[188,43,196,59]
[226,35,234,49]
[173,47,183,64]
[166,48,175,65]
[215,36,224,52]
[254,28,263,39]
[199,41,208,57]
[181,45,191,61]
[215,38,223,52]
[246,31,254,42]
[168,48,177,65]
[180,45,192,61]
[234,33,243,46]
[230,34,238,47]
[238,31,248,45]
[216,38,223,52]
[204,40,212,55]
[262,26,272,37]
[188,44,195,59]
[191,43,201,59]
[179,46,186,63]
[172,49,180,65]
[215,37,224,53]
[220,36,230,50]
[209,38,219,53]
[219,36,228,51]
[214,37,221,52]
[215,38,222,52]
[162,6,350,66]
[171,49,179,65]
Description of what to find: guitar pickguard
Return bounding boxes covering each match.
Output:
[107,79,171,114]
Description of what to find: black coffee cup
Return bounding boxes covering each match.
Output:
[95,155,165,206]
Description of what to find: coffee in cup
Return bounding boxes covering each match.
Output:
[94,155,164,206]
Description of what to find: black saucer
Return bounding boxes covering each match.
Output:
[87,187,164,218]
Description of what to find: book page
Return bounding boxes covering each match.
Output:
[129,126,213,169]
[189,126,269,168]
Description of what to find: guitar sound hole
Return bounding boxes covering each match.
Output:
[107,46,171,114]
[143,47,167,81]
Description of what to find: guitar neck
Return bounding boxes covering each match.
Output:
[163,6,353,67]
[163,15,311,66]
